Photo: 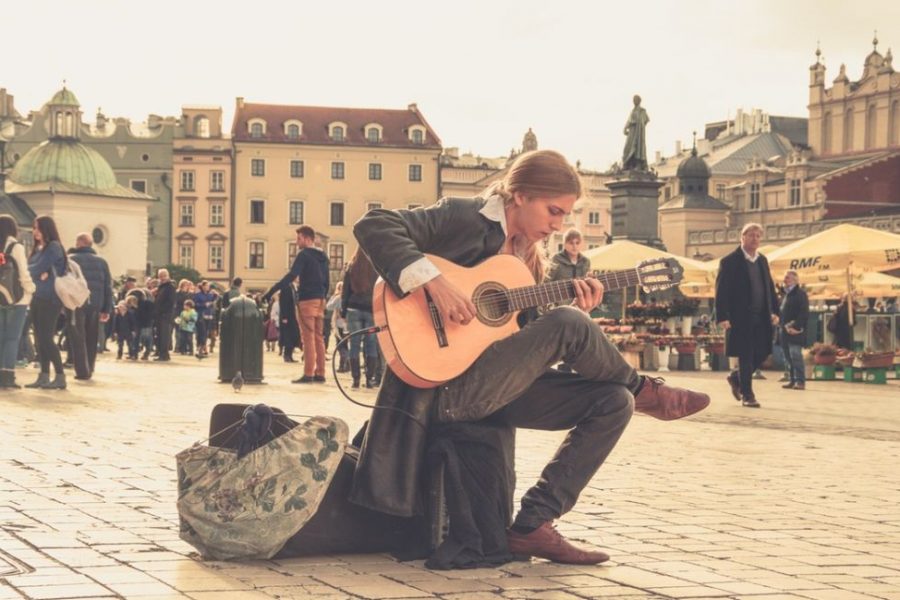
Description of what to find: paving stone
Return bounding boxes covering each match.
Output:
[12,582,116,599]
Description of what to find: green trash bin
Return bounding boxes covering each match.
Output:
[219,297,264,384]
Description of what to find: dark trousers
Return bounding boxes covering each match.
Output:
[31,297,64,375]
[732,314,771,399]
[65,307,91,379]
[437,307,638,528]
[156,316,173,359]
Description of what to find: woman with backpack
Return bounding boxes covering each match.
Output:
[26,215,68,390]
[0,216,36,389]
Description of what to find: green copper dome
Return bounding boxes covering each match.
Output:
[9,140,118,190]
[49,87,80,107]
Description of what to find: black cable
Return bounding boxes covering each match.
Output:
[331,325,428,430]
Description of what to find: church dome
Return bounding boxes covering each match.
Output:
[49,87,81,107]
[676,148,710,179]
[9,140,118,190]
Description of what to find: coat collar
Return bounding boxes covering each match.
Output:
[478,193,508,236]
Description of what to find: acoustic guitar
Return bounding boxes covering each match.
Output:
[373,253,684,389]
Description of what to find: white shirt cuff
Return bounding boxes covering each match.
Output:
[398,257,441,294]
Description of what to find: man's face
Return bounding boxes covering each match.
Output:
[741,228,762,254]
[510,193,578,244]
[564,237,582,256]
[296,233,313,249]
[783,272,798,288]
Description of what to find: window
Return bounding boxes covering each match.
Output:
[289,201,304,225]
[251,159,265,177]
[367,128,380,143]
[180,170,195,191]
[331,162,345,180]
[749,183,761,210]
[287,242,299,267]
[408,164,422,182]
[789,179,801,206]
[249,242,265,269]
[250,122,264,138]
[290,160,305,178]
[210,171,225,192]
[179,244,194,268]
[330,202,345,226]
[287,124,300,139]
[92,226,107,246]
[329,243,345,273]
[332,126,344,142]
[411,129,424,144]
[716,184,726,200]
[179,203,194,227]
[130,179,147,194]
[209,245,224,271]
[368,163,382,180]
[367,202,382,211]
[588,212,600,225]
[250,199,265,224]
[210,203,224,226]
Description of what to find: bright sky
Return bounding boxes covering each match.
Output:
[6,0,899,170]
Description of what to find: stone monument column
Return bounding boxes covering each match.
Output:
[609,95,664,248]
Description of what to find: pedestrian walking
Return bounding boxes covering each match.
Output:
[0,216,36,389]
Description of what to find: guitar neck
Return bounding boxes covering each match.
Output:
[506,269,641,311]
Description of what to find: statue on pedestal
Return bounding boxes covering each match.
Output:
[622,95,649,171]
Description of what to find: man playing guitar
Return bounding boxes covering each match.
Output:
[350,149,710,565]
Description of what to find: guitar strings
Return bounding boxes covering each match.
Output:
[471,272,647,312]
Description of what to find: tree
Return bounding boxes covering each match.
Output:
[161,263,202,284]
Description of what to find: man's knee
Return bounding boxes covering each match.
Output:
[588,385,634,424]
[544,306,595,337]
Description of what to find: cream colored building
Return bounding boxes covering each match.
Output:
[172,106,232,286]
[232,99,441,289]
[650,38,900,258]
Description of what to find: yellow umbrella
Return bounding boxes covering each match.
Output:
[679,281,715,298]
[767,223,900,275]
[582,240,711,284]
[804,270,900,299]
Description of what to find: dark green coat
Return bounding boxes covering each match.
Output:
[350,197,506,517]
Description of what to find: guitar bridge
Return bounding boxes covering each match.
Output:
[424,290,449,348]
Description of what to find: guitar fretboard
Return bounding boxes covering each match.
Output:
[504,269,642,312]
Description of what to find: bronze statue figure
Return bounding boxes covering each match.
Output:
[622,95,649,171]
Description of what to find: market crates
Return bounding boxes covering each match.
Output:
[864,368,888,384]
[843,366,864,382]
[813,365,836,380]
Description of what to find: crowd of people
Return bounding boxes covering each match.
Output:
[0,214,260,390]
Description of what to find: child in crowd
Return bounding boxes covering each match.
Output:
[178,299,198,356]
[115,300,138,360]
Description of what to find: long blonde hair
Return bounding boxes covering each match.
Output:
[485,150,581,282]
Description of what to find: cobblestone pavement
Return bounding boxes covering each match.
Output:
[1,350,899,600]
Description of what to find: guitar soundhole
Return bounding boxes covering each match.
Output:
[473,283,513,327]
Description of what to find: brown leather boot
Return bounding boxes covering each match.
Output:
[634,376,710,421]
[506,522,609,565]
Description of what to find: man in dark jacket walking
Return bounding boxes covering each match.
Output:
[153,268,177,361]
[779,270,809,390]
[715,223,780,407]
[67,233,114,378]
[264,226,330,382]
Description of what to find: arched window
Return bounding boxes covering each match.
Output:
[866,104,877,150]
[250,122,264,138]
[65,112,74,136]
[891,101,900,147]
[287,124,300,139]
[332,126,344,142]
[367,127,380,142]
[843,107,854,153]
[822,111,832,155]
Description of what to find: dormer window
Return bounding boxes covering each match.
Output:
[284,120,303,139]
[331,125,345,142]
[409,126,426,144]
[365,124,383,143]
[248,119,267,138]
